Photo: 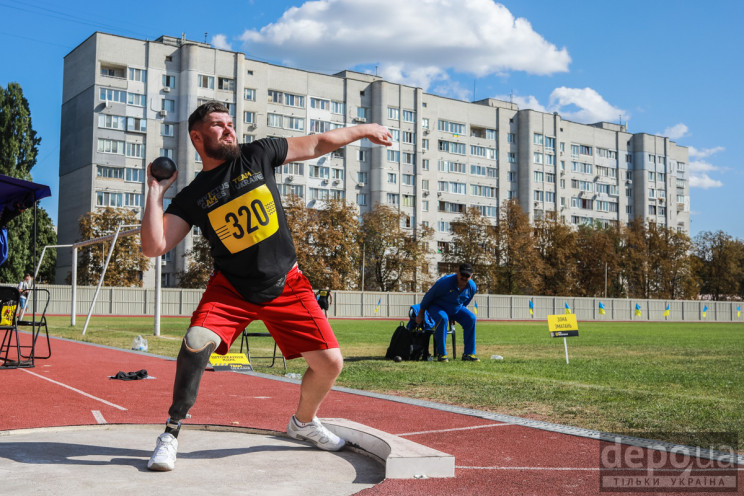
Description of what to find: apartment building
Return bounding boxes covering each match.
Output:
[57,32,690,286]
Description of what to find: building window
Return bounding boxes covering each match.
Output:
[125,142,144,158]
[331,101,345,114]
[125,168,145,183]
[283,162,304,175]
[438,120,465,135]
[218,77,235,91]
[159,148,174,159]
[533,133,543,145]
[422,159,429,171]
[386,193,399,205]
[127,93,146,106]
[161,124,174,136]
[388,107,400,120]
[128,68,146,82]
[402,194,415,207]
[387,150,400,162]
[402,174,414,186]
[507,133,516,143]
[162,99,175,112]
[97,138,125,155]
[162,75,176,88]
[402,110,416,122]
[387,173,397,184]
[97,165,123,179]
[310,97,330,110]
[244,111,255,124]
[357,193,367,206]
[438,140,466,155]
[198,75,214,89]
[244,88,256,101]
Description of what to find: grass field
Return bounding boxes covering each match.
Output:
[43,315,744,451]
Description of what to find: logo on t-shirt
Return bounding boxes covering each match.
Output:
[207,184,279,254]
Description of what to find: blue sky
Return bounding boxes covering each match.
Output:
[2,0,741,239]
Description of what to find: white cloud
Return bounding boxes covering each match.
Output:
[548,87,628,124]
[239,0,570,90]
[662,123,689,140]
[211,34,232,51]
[495,93,547,112]
[496,87,626,124]
[689,146,725,159]
[689,172,723,189]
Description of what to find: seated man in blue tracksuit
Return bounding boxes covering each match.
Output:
[415,262,479,362]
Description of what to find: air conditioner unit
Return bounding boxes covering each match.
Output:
[247,123,256,130]
[322,179,329,185]
[163,87,171,93]
[286,175,294,182]
[353,117,366,123]
[423,191,429,196]
[333,180,340,185]
[424,129,430,135]
[357,182,365,188]
[104,101,112,109]
[159,110,168,118]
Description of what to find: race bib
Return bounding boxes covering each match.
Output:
[208,184,279,254]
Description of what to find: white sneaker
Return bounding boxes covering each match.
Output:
[286,416,346,451]
[147,432,178,471]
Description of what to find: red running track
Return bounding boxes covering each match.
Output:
[1,334,740,496]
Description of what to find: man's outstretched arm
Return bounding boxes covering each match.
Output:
[284,123,392,164]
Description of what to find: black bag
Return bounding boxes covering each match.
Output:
[385,322,431,361]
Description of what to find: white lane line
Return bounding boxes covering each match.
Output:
[21,369,127,411]
[398,423,513,436]
[92,410,107,424]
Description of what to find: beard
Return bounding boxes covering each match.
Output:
[204,140,241,162]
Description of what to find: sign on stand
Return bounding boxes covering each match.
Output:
[547,314,579,364]
[209,353,253,372]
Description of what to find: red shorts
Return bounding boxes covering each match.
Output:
[190,266,339,359]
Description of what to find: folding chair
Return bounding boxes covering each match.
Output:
[239,329,286,370]
[0,286,33,369]
[17,288,51,360]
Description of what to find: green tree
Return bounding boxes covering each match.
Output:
[361,204,432,292]
[76,208,149,287]
[0,82,57,284]
[575,223,623,297]
[693,230,744,300]
[492,200,544,294]
[534,213,579,296]
[445,207,497,292]
[310,199,362,291]
[177,234,212,288]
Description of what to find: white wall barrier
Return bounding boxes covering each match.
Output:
[9,285,742,323]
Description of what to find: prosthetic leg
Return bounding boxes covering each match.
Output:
[164,326,220,437]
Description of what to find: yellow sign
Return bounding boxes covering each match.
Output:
[209,353,252,371]
[208,184,279,254]
[547,314,579,338]
[1,304,17,326]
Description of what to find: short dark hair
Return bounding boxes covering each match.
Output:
[188,101,230,132]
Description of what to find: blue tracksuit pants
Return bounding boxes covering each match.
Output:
[429,304,476,357]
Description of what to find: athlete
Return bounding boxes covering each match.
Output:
[142,101,392,471]
[415,263,479,362]
[315,289,332,317]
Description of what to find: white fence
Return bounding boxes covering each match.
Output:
[11,285,742,323]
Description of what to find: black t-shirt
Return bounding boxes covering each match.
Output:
[166,138,296,299]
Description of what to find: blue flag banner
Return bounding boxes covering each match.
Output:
[564,302,571,314]
[635,303,642,317]
[598,301,606,315]
[529,299,534,315]
[375,297,381,313]
[702,305,708,318]
[664,304,670,317]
